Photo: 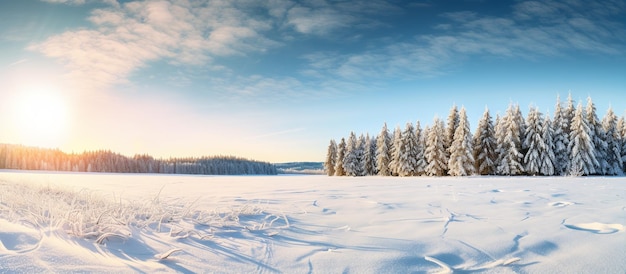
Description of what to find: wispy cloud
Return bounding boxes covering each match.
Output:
[31,0,279,89]
[281,0,400,35]
[301,0,626,82]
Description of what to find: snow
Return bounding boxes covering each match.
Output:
[1,170,625,273]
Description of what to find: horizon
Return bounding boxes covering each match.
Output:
[1,0,625,163]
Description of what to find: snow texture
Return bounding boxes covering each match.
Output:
[0,171,624,273]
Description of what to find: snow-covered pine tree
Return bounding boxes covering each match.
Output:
[586,97,608,175]
[569,102,598,176]
[398,122,418,176]
[473,107,497,175]
[334,137,346,176]
[540,113,556,176]
[389,127,403,176]
[448,107,475,176]
[365,134,378,175]
[564,93,575,126]
[552,95,570,175]
[414,121,427,175]
[619,116,626,173]
[425,118,448,176]
[514,104,527,157]
[445,104,459,151]
[324,139,337,176]
[497,104,524,175]
[343,132,360,176]
[363,134,373,175]
[375,123,392,176]
[355,134,367,176]
[523,107,543,175]
[601,107,622,175]
[493,113,504,171]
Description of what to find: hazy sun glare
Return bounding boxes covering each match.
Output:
[10,89,69,148]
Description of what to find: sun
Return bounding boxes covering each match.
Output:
[11,89,69,148]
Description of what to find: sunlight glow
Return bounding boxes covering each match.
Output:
[11,88,69,148]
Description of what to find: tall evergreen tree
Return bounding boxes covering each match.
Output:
[445,104,459,152]
[552,95,570,175]
[355,134,367,176]
[564,93,575,133]
[540,114,556,175]
[586,97,608,174]
[324,139,337,176]
[375,123,392,176]
[619,116,626,173]
[343,132,361,176]
[473,108,497,175]
[497,104,524,175]
[569,103,598,175]
[601,107,622,175]
[493,113,504,171]
[514,104,528,157]
[389,126,403,176]
[448,107,475,176]
[397,122,418,176]
[364,134,378,175]
[414,121,427,175]
[334,138,346,176]
[425,118,448,176]
[523,107,544,175]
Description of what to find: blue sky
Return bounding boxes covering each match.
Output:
[0,0,624,162]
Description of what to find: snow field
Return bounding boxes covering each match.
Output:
[0,171,625,273]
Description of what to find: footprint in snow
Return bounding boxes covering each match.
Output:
[548,201,574,208]
[564,222,624,234]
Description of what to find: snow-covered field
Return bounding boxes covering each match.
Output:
[0,171,624,273]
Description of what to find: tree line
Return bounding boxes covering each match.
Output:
[324,95,626,177]
[0,144,277,175]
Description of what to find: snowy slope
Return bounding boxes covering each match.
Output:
[0,171,624,273]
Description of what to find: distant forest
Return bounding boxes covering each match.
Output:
[0,144,277,175]
[325,95,626,177]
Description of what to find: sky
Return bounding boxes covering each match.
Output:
[0,0,625,163]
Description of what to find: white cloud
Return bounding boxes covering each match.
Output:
[41,0,119,6]
[302,0,626,82]
[281,0,400,35]
[31,0,278,89]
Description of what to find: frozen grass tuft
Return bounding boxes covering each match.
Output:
[0,182,289,247]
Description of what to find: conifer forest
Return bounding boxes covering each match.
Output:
[325,95,626,177]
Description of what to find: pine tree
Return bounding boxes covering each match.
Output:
[375,123,392,176]
[552,95,570,175]
[355,134,367,176]
[414,121,427,175]
[389,127,403,176]
[601,107,622,175]
[586,97,608,174]
[364,134,378,175]
[497,104,524,175]
[343,132,361,176]
[540,114,556,175]
[514,104,527,157]
[493,113,504,171]
[334,138,346,176]
[473,108,497,175]
[425,118,448,176]
[619,116,626,173]
[448,107,475,176]
[523,107,543,175]
[445,104,459,151]
[569,102,598,175]
[324,139,337,176]
[398,122,418,176]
